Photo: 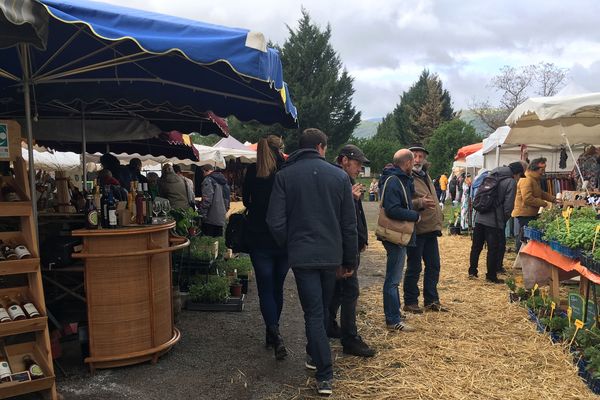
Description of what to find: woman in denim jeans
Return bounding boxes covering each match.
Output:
[242,135,289,360]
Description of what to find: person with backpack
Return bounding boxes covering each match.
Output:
[468,162,525,283]
[242,135,289,361]
[198,165,230,237]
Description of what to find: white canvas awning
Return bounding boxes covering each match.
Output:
[465,149,483,168]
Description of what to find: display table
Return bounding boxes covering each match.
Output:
[71,222,188,372]
[520,241,600,299]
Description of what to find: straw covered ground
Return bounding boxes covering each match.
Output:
[274,233,597,400]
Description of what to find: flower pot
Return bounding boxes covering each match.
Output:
[230,283,242,297]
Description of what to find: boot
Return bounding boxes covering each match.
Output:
[267,325,287,360]
[265,327,276,349]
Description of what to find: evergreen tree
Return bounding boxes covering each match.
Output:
[278,9,361,153]
[375,112,398,141]
[393,70,454,145]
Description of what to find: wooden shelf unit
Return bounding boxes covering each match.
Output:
[0,155,57,400]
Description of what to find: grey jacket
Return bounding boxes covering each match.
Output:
[199,172,230,227]
[474,166,517,229]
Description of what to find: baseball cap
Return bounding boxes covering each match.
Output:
[339,144,370,164]
[408,143,429,155]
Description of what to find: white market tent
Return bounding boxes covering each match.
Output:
[212,135,257,163]
[465,149,484,169]
[21,145,82,172]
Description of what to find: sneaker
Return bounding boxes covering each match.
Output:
[386,321,415,332]
[305,355,316,370]
[316,380,333,396]
[468,274,478,279]
[486,277,505,284]
[403,304,424,314]
[425,302,449,312]
[327,320,341,339]
[342,336,375,357]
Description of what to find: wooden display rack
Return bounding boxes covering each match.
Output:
[1,129,57,398]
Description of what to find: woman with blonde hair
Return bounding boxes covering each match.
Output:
[242,134,289,360]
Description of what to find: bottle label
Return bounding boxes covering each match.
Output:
[23,303,40,317]
[7,305,25,320]
[0,362,11,379]
[87,210,98,227]
[141,203,147,218]
[29,364,44,378]
[109,210,117,226]
[0,307,10,322]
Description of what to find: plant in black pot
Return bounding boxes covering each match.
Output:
[188,275,230,304]
[229,277,243,298]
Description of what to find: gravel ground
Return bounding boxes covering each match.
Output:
[52,201,385,399]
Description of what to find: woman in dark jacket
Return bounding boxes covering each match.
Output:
[242,135,288,360]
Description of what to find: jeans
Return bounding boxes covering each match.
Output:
[404,234,440,306]
[329,256,360,344]
[469,223,503,279]
[293,268,337,381]
[250,248,289,327]
[515,216,536,252]
[382,241,407,325]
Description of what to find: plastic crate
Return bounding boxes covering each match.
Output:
[581,252,600,275]
[523,226,544,242]
[549,240,580,259]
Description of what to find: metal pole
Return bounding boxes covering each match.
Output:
[561,129,588,195]
[81,104,87,191]
[495,145,500,168]
[20,44,39,241]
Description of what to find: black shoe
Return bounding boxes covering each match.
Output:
[342,336,375,357]
[316,380,332,396]
[468,274,478,279]
[497,267,508,274]
[327,320,341,339]
[267,325,288,360]
[486,277,505,284]
[265,328,275,348]
[424,302,449,312]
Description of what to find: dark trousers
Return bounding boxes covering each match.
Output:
[439,190,446,203]
[293,268,336,381]
[250,248,289,327]
[201,222,223,237]
[404,234,441,306]
[498,232,506,270]
[469,223,503,279]
[328,256,360,345]
[515,216,536,252]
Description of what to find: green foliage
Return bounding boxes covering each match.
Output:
[541,207,599,250]
[225,117,284,145]
[213,257,253,276]
[584,345,600,378]
[527,208,561,230]
[170,208,200,236]
[348,136,402,174]
[539,315,568,333]
[392,70,454,145]
[525,294,546,312]
[505,277,516,292]
[189,236,219,261]
[427,119,480,178]
[189,275,230,304]
[190,133,221,147]
[277,9,361,154]
[375,113,399,141]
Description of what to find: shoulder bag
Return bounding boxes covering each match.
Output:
[375,176,415,246]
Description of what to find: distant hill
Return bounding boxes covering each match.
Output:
[458,110,493,137]
[352,118,382,139]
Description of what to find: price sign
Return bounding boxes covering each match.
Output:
[586,301,598,329]
[562,207,572,235]
[569,319,585,346]
[532,283,539,297]
[550,301,556,319]
[567,306,573,326]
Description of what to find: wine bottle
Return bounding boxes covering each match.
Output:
[3,296,25,321]
[107,189,117,229]
[143,183,153,224]
[0,300,10,323]
[84,195,98,230]
[92,179,101,210]
[128,181,137,223]
[0,343,11,383]
[136,183,146,225]
[100,185,109,228]
[22,355,43,380]
[16,293,39,318]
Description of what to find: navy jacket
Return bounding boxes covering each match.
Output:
[266,149,358,269]
[378,166,420,246]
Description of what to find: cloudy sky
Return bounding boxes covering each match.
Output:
[109,0,600,119]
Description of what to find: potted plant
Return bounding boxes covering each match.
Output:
[189,275,230,304]
[229,277,243,297]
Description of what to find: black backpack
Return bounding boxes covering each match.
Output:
[472,173,507,213]
[225,211,249,253]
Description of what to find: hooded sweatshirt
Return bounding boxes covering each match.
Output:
[266,148,358,269]
[199,172,230,227]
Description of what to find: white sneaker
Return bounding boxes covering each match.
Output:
[386,322,416,332]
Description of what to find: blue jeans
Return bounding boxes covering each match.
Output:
[382,241,407,325]
[250,248,289,327]
[404,234,441,306]
[293,268,336,381]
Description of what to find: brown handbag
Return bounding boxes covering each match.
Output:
[375,176,415,246]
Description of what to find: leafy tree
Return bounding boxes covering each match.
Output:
[349,136,402,175]
[394,70,454,145]
[190,133,221,147]
[375,113,398,141]
[427,119,480,178]
[277,9,361,153]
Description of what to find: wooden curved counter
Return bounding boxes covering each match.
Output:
[71,222,188,372]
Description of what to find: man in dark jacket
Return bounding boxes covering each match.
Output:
[468,162,525,283]
[327,144,375,358]
[403,144,446,313]
[377,149,420,332]
[267,129,357,397]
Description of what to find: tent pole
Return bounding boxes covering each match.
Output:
[495,146,500,168]
[561,130,588,195]
[81,104,87,191]
[20,44,39,241]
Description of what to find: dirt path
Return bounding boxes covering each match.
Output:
[53,202,594,399]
